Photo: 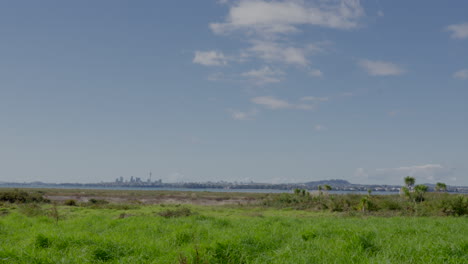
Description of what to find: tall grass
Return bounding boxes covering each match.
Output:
[0,202,467,263]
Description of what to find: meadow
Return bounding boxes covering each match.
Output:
[0,189,467,263]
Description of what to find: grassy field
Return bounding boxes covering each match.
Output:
[0,189,467,263]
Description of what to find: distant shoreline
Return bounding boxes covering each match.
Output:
[0,184,437,195]
[1,180,467,194]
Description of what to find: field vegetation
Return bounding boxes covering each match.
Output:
[0,188,467,263]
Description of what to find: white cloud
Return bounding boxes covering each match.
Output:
[353,164,456,185]
[453,69,468,80]
[358,59,405,76]
[210,0,364,36]
[228,109,258,120]
[446,22,468,39]
[247,40,309,66]
[193,51,228,66]
[309,68,323,77]
[314,124,327,131]
[241,66,284,85]
[251,95,327,110]
[251,96,291,109]
[377,10,384,17]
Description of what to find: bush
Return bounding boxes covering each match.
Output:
[64,199,77,206]
[440,195,468,216]
[0,189,49,203]
[88,198,109,205]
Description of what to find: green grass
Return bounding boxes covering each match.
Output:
[0,202,467,263]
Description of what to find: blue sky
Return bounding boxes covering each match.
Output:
[0,0,467,185]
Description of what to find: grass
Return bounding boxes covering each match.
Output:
[0,204,467,263]
[0,189,467,263]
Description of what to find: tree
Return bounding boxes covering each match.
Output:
[404,176,415,189]
[414,184,428,202]
[435,182,447,192]
[323,185,332,191]
[294,188,301,195]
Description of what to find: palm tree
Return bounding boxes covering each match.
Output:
[414,184,428,202]
[404,176,415,190]
[435,182,447,192]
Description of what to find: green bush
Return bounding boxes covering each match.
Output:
[64,199,77,206]
[0,189,49,203]
[440,195,468,216]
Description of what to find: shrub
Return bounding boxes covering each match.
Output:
[64,199,77,206]
[0,189,49,203]
[440,195,468,216]
[88,198,109,205]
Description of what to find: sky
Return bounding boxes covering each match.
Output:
[0,0,467,185]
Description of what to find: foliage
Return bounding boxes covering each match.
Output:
[404,176,415,188]
[0,189,49,203]
[64,199,77,206]
[440,195,468,216]
[435,182,447,192]
[414,185,428,202]
[262,191,467,216]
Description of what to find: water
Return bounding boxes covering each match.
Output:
[0,184,396,195]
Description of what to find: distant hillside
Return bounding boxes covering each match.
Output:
[303,179,351,187]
